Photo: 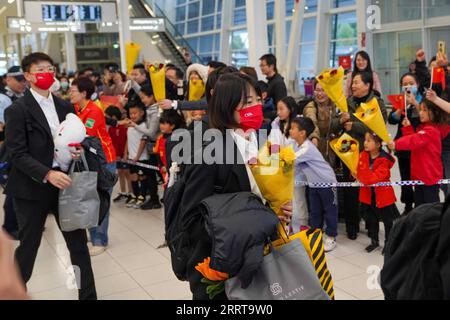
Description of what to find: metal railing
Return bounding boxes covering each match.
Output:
[139,0,204,65]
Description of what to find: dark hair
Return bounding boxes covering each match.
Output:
[80,67,94,76]
[278,96,298,138]
[291,117,315,137]
[352,71,374,93]
[91,71,102,86]
[160,109,186,130]
[429,56,437,67]
[71,77,95,100]
[260,53,278,73]
[353,51,373,74]
[209,73,260,132]
[365,131,383,147]
[422,99,449,125]
[21,52,54,73]
[207,61,227,69]
[205,66,239,103]
[258,80,269,93]
[132,63,147,76]
[166,66,184,80]
[239,67,258,81]
[104,62,119,73]
[400,72,424,95]
[140,84,153,98]
[105,105,122,120]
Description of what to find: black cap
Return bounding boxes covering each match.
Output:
[7,66,25,81]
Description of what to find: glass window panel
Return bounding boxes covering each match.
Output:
[202,0,216,15]
[286,0,294,16]
[176,0,186,5]
[200,34,214,53]
[330,12,357,41]
[216,13,222,29]
[301,17,317,43]
[234,8,247,25]
[329,39,358,68]
[332,0,356,8]
[299,44,316,69]
[374,0,421,24]
[426,0,450,18]
[176,6,186,21]
[267,1,275,20]
[187,19,199,33]
[218,0,223,12]
[267,24,275,47]
[231,29,249,50]
[187,37,199,52]
[188,1,200,19]
[231,52,248,68]
[214,32,221,51]
[304,0,318,13]
[201,15,214,31]
[235,0,246,8]
[176,22,185,35]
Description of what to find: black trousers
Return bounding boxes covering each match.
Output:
[414,185,440,207]
[13,184,97,300]
[2,195,18,234]
[342,166,360,235]
[397,156,414,207]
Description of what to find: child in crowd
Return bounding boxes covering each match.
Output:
[389,100,449,207]
[124,104,151,209]
[105,105,132,203]
[135,85,162,210]
[269,96,298,148]
[290,117,338,252]
[160,110,186,173]
[258,81,276,134]
[357,132,399,254]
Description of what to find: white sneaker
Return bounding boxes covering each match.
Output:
[323,236,337,252]
[88,243,107,256]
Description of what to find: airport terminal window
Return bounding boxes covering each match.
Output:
[233,0,246,25]
[266,0,275,20]
[298,17,317,89]
[329,11,358,68]
[375,0,422,24]
[268,23,275,52]
[202,0,216,15]
[304,0,318,13]
[188,1,200,19]
[426,0,450,17]
[332,0,356,8]
[231,29,249,67]
[201,15,215,31]
[187,19,199,33]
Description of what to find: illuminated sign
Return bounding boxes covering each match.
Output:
[41,4,102,22]
[129,18,165,32]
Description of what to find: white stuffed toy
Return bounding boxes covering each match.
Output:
[54,113,87,172]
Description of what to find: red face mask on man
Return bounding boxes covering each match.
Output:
[239,104,264,133]
[32,72,55,91]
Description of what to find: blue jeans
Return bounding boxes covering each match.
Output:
[308,187,338,238]
[89,162,116,247]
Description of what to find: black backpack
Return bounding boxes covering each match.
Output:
[381,196,450,299]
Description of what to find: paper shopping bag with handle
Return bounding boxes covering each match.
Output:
[225,239,330,300]
[59,153,100,232]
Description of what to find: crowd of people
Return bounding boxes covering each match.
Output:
[0,46,449,300]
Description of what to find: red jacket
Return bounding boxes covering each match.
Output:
[357,151,397,208]
[76,100,116,163]
[395,124,443,186]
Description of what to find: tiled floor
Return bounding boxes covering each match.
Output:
[1,124,446,300]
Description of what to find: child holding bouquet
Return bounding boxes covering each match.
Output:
[357,132,399,254]
[289,117,338,252]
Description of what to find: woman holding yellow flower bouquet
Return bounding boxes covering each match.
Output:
[171,73,292,300]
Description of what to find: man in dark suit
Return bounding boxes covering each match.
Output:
[4,52,96,300]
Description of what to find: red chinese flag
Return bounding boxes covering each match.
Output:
[339,56,352,70]
[387,94,405,115]
[432,67,447,91]
[99,95,122,108]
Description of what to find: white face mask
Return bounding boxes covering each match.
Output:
[49,77,61,92]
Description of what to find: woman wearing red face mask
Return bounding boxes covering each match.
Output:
[170,73,292,300]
